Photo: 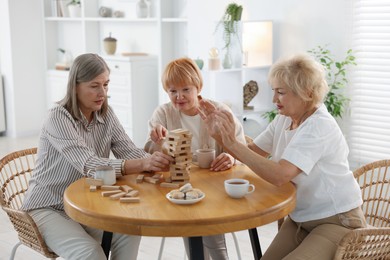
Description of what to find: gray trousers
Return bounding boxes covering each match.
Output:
[30,208,141,260]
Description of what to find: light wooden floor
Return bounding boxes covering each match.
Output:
[0,135,278,260]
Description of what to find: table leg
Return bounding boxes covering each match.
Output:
[188,236,204,260]
[101,231,113,259]
[248,228,262,259]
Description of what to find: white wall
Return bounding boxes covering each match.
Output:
[0,0,46,137]
[0,0,352,137]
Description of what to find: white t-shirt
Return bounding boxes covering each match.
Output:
[254,104,362,222]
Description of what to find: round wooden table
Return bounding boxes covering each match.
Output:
[64,164,296,259]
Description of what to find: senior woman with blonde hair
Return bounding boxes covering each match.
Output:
[145,57,246,259]
[198,53,367,260]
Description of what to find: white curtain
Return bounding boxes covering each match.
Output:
[348,0,390,167]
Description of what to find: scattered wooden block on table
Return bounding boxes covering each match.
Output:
[120,197,140,203]
[101,190,123,197]
[109,192,127,200]
[144,176,160,184]
[152,173,162,179]
[126,190,139,197]
[101,185,121,190]
[120,185,133,193]
[86,178,104,186]
[160,182,180,188]
[89,185,97,192]
[136,174,144,183]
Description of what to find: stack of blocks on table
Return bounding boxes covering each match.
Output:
[86,178,140,203]
[166,128,192,185]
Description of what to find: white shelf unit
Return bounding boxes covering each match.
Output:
[201,66,273,121]
[42,0,188,146]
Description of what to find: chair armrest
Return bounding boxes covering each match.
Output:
[333,227,390,260]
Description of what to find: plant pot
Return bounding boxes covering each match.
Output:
[68,5,81,18]
[232,6,243,21]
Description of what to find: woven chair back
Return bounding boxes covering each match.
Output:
[0,147,57,258]
[354,159,390,228]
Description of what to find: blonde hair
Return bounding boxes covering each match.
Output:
[59,53,110,120]
[162,57,203,92]
[268,53,329,106]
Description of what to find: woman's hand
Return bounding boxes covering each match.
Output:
[150,124,168,146]
[143,151,173,172]
[210,153,235,171]
[197,99,220,138]
[214,110,238,147]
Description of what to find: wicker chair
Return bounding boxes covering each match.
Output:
[0,148,58,259]
[333,159,390,259]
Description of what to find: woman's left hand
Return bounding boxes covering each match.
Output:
[210,153,235,171]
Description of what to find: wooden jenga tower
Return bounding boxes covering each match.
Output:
[166,129,192,185]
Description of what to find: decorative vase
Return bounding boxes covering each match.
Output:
[68,4,81,18]
[103,33,117,55]
[136,0,149,18]
[222,49,233,69]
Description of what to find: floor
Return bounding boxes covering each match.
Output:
[0,135,278,260]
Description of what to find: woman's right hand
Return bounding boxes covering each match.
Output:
[150,124,168,146]
[143,151,173,172]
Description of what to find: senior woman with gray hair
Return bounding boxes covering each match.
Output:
[22,53,173,259]
[198,53,367,260]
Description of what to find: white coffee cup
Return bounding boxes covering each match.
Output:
[196,148,216,169]
[87,165,116,185]
[224,178,255,199]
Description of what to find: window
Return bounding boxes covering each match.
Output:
[348,0,390,167]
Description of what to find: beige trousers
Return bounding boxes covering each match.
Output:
[30,208,141,260]
[262,207,367,260]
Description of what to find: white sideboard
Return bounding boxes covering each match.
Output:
[46,55,158,148]
[104,55,158,147]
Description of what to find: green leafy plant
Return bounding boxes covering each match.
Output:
[67,0,80,6]
[214,2,243,51]
[263,45,356,122]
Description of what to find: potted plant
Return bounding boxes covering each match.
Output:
[68,0,81,18]
[263,45,356,122]
[214,2,243,69]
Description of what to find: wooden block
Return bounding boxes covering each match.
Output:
[89,185,97,192]
[101,185,120,191]
[126,190,139,197]
[120,197,140,203]
[86,178,104,186]
[110,192,127,200]
[136,174,144,183]
[160,182,180,188]
[165,176,172,182]
[120,185,133,193]
[172,180,189,185]
[152,173,163,179]
[101,190,122,197]
[171,175,190,181]
[144,176,160,184]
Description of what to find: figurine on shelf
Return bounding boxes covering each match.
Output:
[243,80,259,110]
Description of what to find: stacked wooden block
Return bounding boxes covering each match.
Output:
[166,129,192,185]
